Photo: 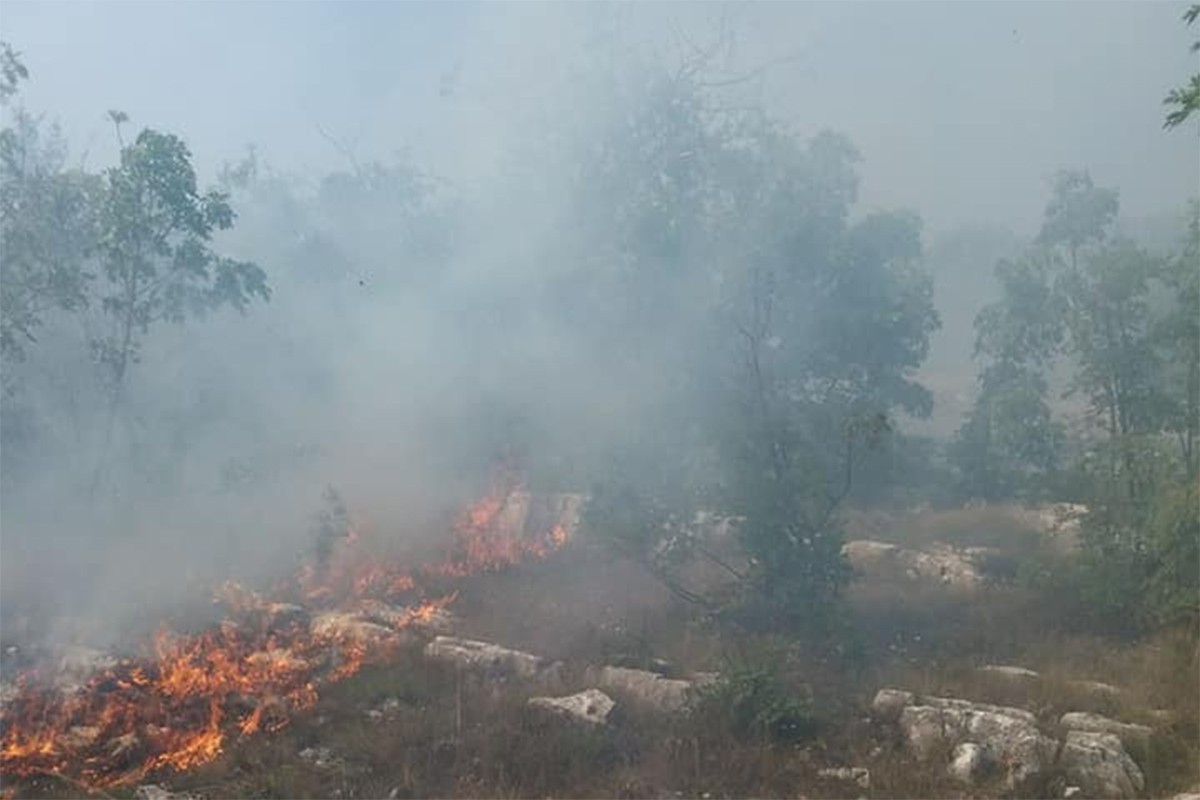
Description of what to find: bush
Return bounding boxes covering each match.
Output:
[688,662,818,745]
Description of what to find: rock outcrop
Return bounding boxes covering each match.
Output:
[1059,730,1145,799]
[875,688,1150,798]
[1060,711,1152,747]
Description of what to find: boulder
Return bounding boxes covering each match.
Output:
[871,688,915,721]
[424,636,545,679]
[1060,712,1152,747]
[1059,730,1144,799]
[588,665,694,712]
[896,695,1056,789]
[529,688,615,725]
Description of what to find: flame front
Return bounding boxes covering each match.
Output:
[0,475,570,789]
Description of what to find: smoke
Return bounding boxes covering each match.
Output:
[0,2,1195,650]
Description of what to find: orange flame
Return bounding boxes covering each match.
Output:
[0,470,570,789]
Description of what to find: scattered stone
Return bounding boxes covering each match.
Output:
[310,612,395,645]
[298,745,344,770]
[1060,712,1152,747]
[978,665,1040,681]
[63,725,100,749]
[948,742,985,783]
[424,636,545,679]
[1068,680,1122,701]
[817,767,871,789]
[1059,730,1144,799]
[870,688,915,721]
[135,786,195,800]
[529,688,615,725]
[588,665,693,712]
[109,731,140,759]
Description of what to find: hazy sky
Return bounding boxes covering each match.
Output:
[2,1,1197,237]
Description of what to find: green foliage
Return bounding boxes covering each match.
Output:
[1163,5,1200,130]
[1071,477,1200,633]
[570,53,936,631]
[94,124,269,387]
[0,41,27,104]
[689,662,817,744]
[0,110,100,362]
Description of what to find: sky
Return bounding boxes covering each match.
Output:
[2,1,1196,238]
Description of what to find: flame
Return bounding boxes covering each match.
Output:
[0,470,571,790]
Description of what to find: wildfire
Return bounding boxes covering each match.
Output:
[0,471,573,789]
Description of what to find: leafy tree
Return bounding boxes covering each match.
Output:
[0,110,99,363]
[90,117,269,477]
[571,52,938,630]
[962,167,1199,628]
[1163,4,1200,130]
[1155,201,1200,478]
[0,41,28,104]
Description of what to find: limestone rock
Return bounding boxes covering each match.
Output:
[871,688,915,721]
[949,742,985,784]
[1060,712,1152,747]
[424,635,545,679]
[978,664,1040,681]
[816,767,870,789]
[897,695,1055,789]
[529,688,615,725]
[588,665,693,712]
[1059,730,1144,799]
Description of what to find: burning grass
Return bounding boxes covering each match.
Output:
[0,473,574,791]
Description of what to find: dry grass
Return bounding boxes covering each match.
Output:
[6,512,1198,799]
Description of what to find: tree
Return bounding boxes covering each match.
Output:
[568,52,938,630]
[0,41,28,104]
[0,110,99,363]
[1154,201,1200,478]
[91,117,269,478]
[1163,4,1200,130]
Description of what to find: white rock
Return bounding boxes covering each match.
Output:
[529,688,615,725]
[1068,680,1122,700]
[589,665,694,712]
[1059,730,1144,799]
[424,636,545,679]
[310,612,395,644]
[898,696,1056,789]
[298,745,344,770]
[949,742,984,784]
[871,688,914,721]
[1060,712,1152,746]
[1063,786,1082,798]
[978,665,1040,681]
[135,786,195,800]
[817,767,870,789]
